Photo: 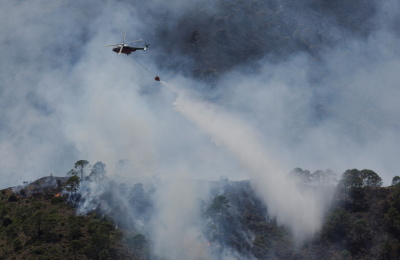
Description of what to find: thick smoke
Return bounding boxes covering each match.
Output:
[1,0,400,258]
[164,81,327,239]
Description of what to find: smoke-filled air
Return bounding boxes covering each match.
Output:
[1,0,400,259]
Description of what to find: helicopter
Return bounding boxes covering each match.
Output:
[104,31,149,55]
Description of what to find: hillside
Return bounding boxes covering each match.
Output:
[2,168,400,259]
[0,176,146,260]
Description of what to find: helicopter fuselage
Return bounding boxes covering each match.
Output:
[112,46,146,55]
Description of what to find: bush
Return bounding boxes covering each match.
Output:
[51,196,65,204]
[69,225,83,240]
[13,238,22,252]
[341,249,352,260]
[99,249,110,260]
[5,224,18,238]
[323,209,351,242]
[8,194,17,202]
[2,215,13,227]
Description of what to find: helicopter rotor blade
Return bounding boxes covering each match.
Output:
[126,39,142,44]
[119,46,123,54]
[123,31,126,44]
[104,44,120,47]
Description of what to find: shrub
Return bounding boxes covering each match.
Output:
[2,215,13,227]
[51,196,65,204]
[8,194,17,202]
[13,238,22,252]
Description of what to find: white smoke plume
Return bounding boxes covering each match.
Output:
[151,171,212,260]
[163,81,328,239]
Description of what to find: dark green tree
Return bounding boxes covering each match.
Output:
[67,169,77,177]
[392,176,400,186]
[65,175,80,202]
[380,241,400,259]
[69,224,83,241]
[341,249,352,260]
[74,160,89,180]
[338,169,363,191]
[99,221,115,248]
[323,209,351,242]
[42,214,59,242]
[85,216,115,259]
[360,169,382,187]
[12,238,22,252]
[7,193,17,202]
[69,240,83,260]
[33,210,45,239]
[2,215,13,227]
[353,218,369,243]
[385,207,400,233]
[99,249,111,260]
[338,169,364,206]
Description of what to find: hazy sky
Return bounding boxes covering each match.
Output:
[1,0,399,188]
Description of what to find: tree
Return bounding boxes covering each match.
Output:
[99,221,115,248]
[8,193,17,202]
[205,195,233,244]
[40,213,59,242]
[353,218,369,243]
[311,169,337,186]
[125,234,148,259]
[290,167,311,184]
[341,250,352,260]
[338,169,364,205]
[2,216,13,227]
[69,240,83,260]
[90,161,106,182]
[67,169,76,177]
[338,169,363,191]
[360,169,382,187]
[12,238,22,252]
[65,175,80,203]
[323,209,351,242]
[338,169,382,209]
[69,224,83,241]
[380,241,400,259]
[99,249,111,260]
[208,195,230,215]
[385,207,400,233]
[129,183,148,213]
[392,176,400,186]
[74,160,89,181]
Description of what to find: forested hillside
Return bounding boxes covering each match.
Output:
[2,163,400,259]
[0,175,147,260]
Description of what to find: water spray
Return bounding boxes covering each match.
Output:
[157,79,328,240]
